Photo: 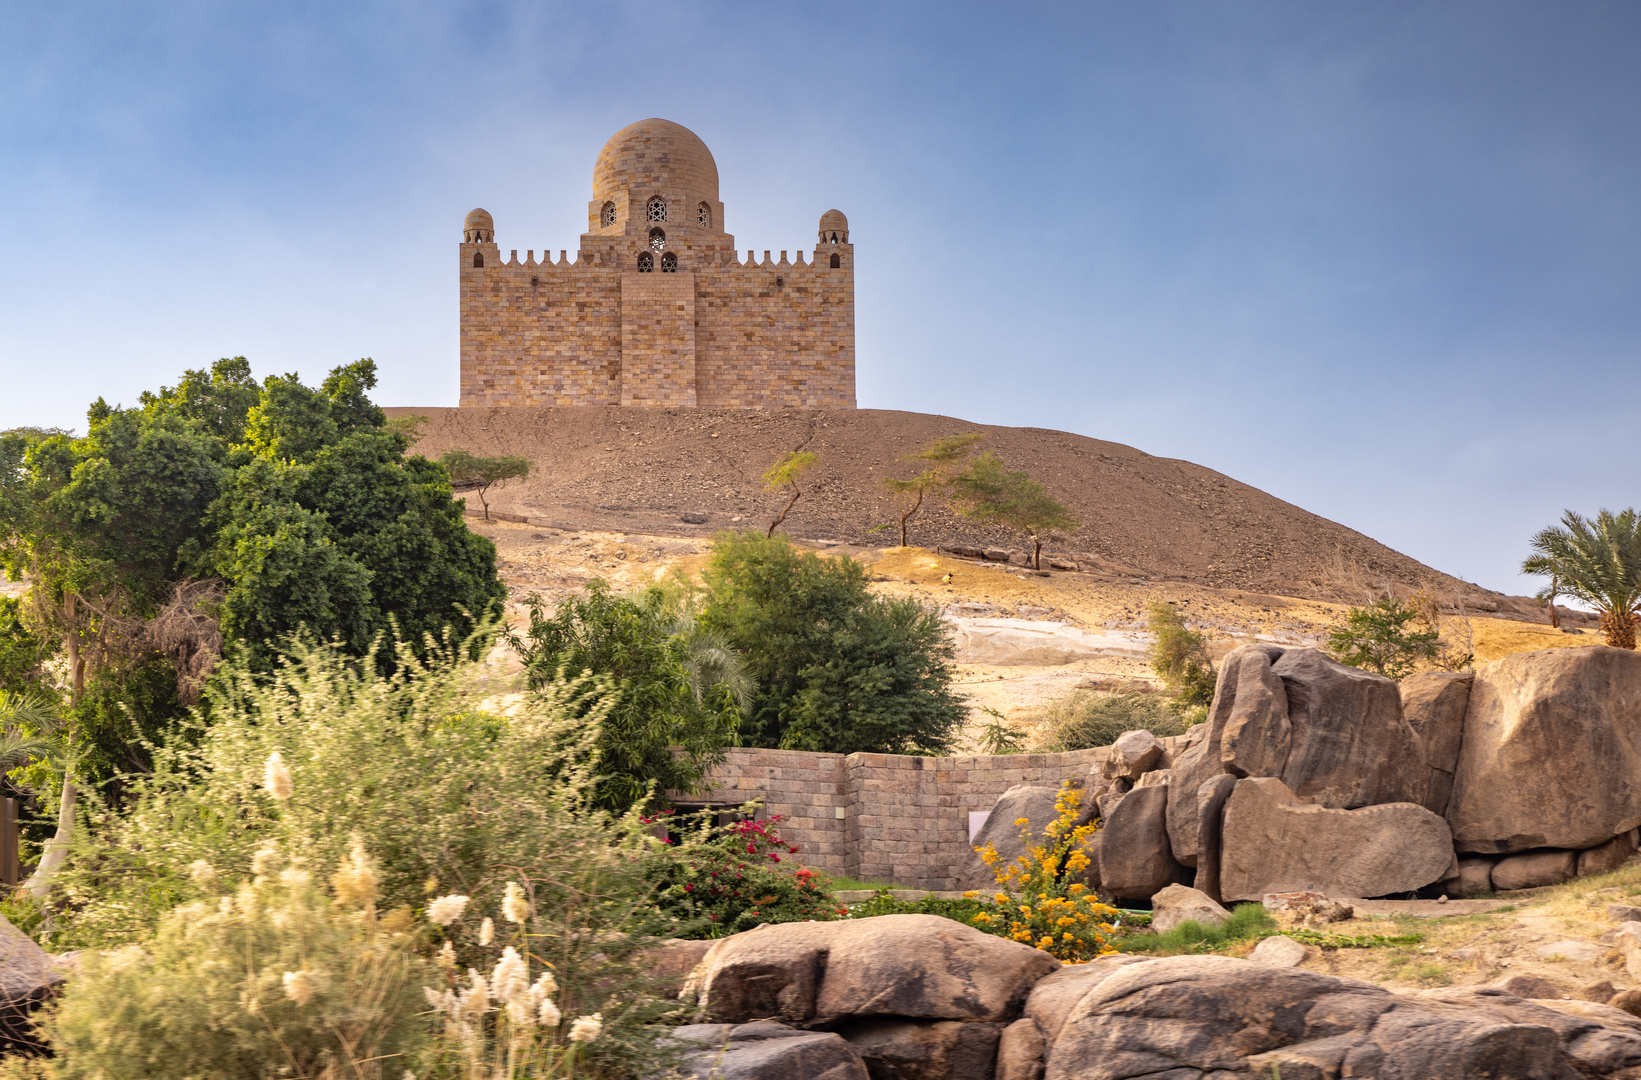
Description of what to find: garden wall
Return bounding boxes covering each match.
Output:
[686,736,1192,891]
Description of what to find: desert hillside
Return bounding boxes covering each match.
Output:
[389,405,1540,616]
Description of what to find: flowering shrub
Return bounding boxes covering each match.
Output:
[644,812,846,936]
[32,848,428,1080]
[31,630,691,1078]
[966,781,1122,962]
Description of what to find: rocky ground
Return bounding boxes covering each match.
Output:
[466,514,1601,752]
[1202,863,1641,1004]
[390,404,1550,616]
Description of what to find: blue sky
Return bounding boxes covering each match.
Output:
[2,1,1637,597]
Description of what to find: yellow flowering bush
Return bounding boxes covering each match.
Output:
[965,781,1121,963]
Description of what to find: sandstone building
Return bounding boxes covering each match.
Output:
[459,118,855,409]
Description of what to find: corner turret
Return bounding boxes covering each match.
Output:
[463,208,495,244]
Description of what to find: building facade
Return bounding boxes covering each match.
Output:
[459,118,855,409]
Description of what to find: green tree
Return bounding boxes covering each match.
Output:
[507,581,744,810]
[437,449,531,521]
[882,432,984,547]
[1324,595,1441,679]
[761,450,818,538]
[1147,602,1217,707]
[702,532,966,755]
[0,358,507,894]
[1522,508,1641,649]
[946,452,1079,569]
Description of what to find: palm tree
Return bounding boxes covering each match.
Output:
[1522,509,1641,649]
[0,691,70,895]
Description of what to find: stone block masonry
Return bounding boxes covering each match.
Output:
[687,736,1193,891]
[459,118,854,410]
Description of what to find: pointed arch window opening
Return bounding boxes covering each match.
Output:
[637,252,654,272]
[647,197,667,223]
[473,252,484,268]
[649,228,666,252]
[601,202,617,227]
[697,202,712,227]
[661,252,678,272]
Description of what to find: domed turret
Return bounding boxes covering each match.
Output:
[593,119,719,204]
[463,208,495,244]
[819,210,848,244]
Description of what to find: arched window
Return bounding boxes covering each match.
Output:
[697,202,712,227]
[648,227,666,252]
[661,252,678,272]
[637,252,653,272]
[647,197,667,222]
[600,201,617,227]
[829,253,840,268]
[473,252,484,268]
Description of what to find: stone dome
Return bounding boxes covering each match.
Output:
[819,209,848,243]
[593,119,719,203]
[463,208,494,243]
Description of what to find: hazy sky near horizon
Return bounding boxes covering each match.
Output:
[2,2,1638,598]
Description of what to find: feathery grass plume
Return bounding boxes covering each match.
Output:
[262,750,293,800]
[490,946,529,1004]
[502,880,531,923]
[477,916,494,945]
[457,968,490,1019]
[282,970,316,1006]
[36,879,427,1077]
[279,867,312,888]
[330,835,379,909]
[250,843,281,877]
[427,894,468,926]
[538,997,562,1028]
[568,1012,603,1042]
[187,859,215,883]
[43,624,689,1075]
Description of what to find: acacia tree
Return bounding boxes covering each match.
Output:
[1522,508,1641,649]
[882,432,983,547]
[946,452,1079,569]
[762,450,818,538]
[437,449,531,520]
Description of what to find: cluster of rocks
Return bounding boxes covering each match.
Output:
[660,912,1641,1079]
[966,643,1641,904]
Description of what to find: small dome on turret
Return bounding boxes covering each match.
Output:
[463,208,495,244]
[819,210,848,244]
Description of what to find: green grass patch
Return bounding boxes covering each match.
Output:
[843,889,990,923]
[1287,928,1423,949]
[1119,903,1275,955]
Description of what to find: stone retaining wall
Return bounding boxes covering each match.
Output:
[687,737,1192,891]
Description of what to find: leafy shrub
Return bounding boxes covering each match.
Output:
[1031,690,1188,752]
[1146,603,1216,707]
[967,782,1122,962]
[51,627,628,947]
[845,889,990,923]
[38,631,690,1077]
[507,581,743,810]
[644,812,845,936]
[37,866,427,1079]
[702,532,965,755]
[1325,596,1442,680]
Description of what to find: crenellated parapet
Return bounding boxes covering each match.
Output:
[459,119,854,410]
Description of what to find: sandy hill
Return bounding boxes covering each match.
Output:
[388,406,1538,617]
